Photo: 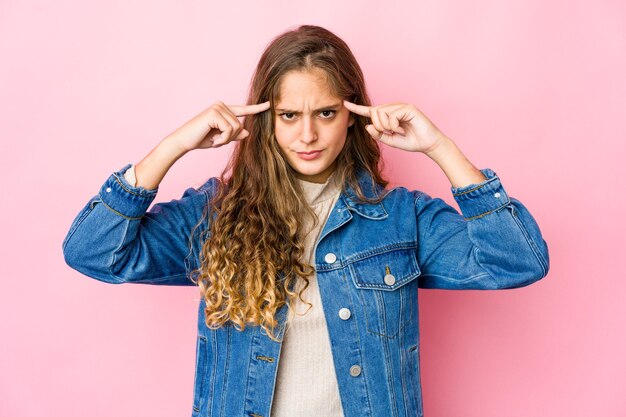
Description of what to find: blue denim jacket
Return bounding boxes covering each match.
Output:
[62,163,549,417]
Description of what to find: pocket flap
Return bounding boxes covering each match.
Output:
[349,247,421,291]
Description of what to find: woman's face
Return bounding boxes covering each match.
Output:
[274,68,355,183]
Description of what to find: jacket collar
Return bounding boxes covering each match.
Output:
[340,168,388,220]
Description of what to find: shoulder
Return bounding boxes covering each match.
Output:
[195,176,222,197]
[377,185,447,222]
[381,184,430,205]
[175,177,224,203]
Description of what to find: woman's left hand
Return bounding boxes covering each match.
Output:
[343,100,447,153]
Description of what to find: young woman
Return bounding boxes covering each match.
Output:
[62,24,549,417]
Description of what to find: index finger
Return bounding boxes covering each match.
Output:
[343,100,371,117]
[228,101,271,117]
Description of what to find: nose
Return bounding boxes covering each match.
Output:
[300,116,317,144]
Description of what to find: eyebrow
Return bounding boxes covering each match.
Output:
[275,103,342,113]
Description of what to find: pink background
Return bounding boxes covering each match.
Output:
[1,1,624,416]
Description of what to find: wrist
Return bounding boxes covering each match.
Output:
[424,133,453,162]
[161,135,190,160]
[423,135,487,188]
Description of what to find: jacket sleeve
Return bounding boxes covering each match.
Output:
[62,163,217,286]
[414,168,550,290]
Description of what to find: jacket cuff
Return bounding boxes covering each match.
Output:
[98,163,159,219]
[451,168,511,220]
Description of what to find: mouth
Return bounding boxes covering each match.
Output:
[296,149,323,160]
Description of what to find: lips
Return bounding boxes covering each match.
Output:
[296,149,323,160]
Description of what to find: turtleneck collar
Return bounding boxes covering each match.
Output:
[295,170,342,206]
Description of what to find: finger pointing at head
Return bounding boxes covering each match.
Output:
[228,101,271,117]
[343,100,371,117]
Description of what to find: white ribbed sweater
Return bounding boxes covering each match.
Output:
[122,165,344,416]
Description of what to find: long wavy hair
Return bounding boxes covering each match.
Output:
[190,24,388,342]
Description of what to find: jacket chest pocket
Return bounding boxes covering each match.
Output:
[348,247,421,338]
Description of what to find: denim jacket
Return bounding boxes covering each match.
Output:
[62,163,549,417]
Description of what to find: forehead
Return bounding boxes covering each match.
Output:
[275,69,340,105]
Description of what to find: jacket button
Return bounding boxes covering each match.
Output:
[349,364,361,377]
[494,192,501,198]
[105,187,112,193]
[384,273,396,286]
[338,308,351,320]
[324,253,337,264]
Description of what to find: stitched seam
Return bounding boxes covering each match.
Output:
[400,327,411,417]
[342,242,418,264]
[112,172,157,197]
[345,203,388,220]
[243,328,258,417]
[509,206,549,276]
[415,344,424,416]
[219,326,231,417]
[209,330,218,416]
[342,190,389,219]
[192,335,202,412]
[62,199,98,250]
[99,199,144,220]
[348,280,373,416]
[126,272,188,283]
[452,175,497,196]
[382,309,400,417]
[463,200,509,221]
[193,336,207,411]
[108,218,131,284]
[351,267,420,290]
[419,272,495,284]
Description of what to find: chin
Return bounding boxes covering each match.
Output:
[295,170,322,178]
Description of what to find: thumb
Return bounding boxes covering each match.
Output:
[365,124,392,146]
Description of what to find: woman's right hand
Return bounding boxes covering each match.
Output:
[169,100,271,152]
[132,101,270,191]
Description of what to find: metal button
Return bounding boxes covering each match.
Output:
[384,274,396,286]
[494,192,501,198]
[338,308,351,320]
[349,364,361,377]
[324,253,337,264]
[105,187,112,193]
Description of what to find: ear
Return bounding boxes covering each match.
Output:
[348,114,355,127]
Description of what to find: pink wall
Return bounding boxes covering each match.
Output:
[1,1,624,416]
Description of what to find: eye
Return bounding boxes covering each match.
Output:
[278,110,336,121]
